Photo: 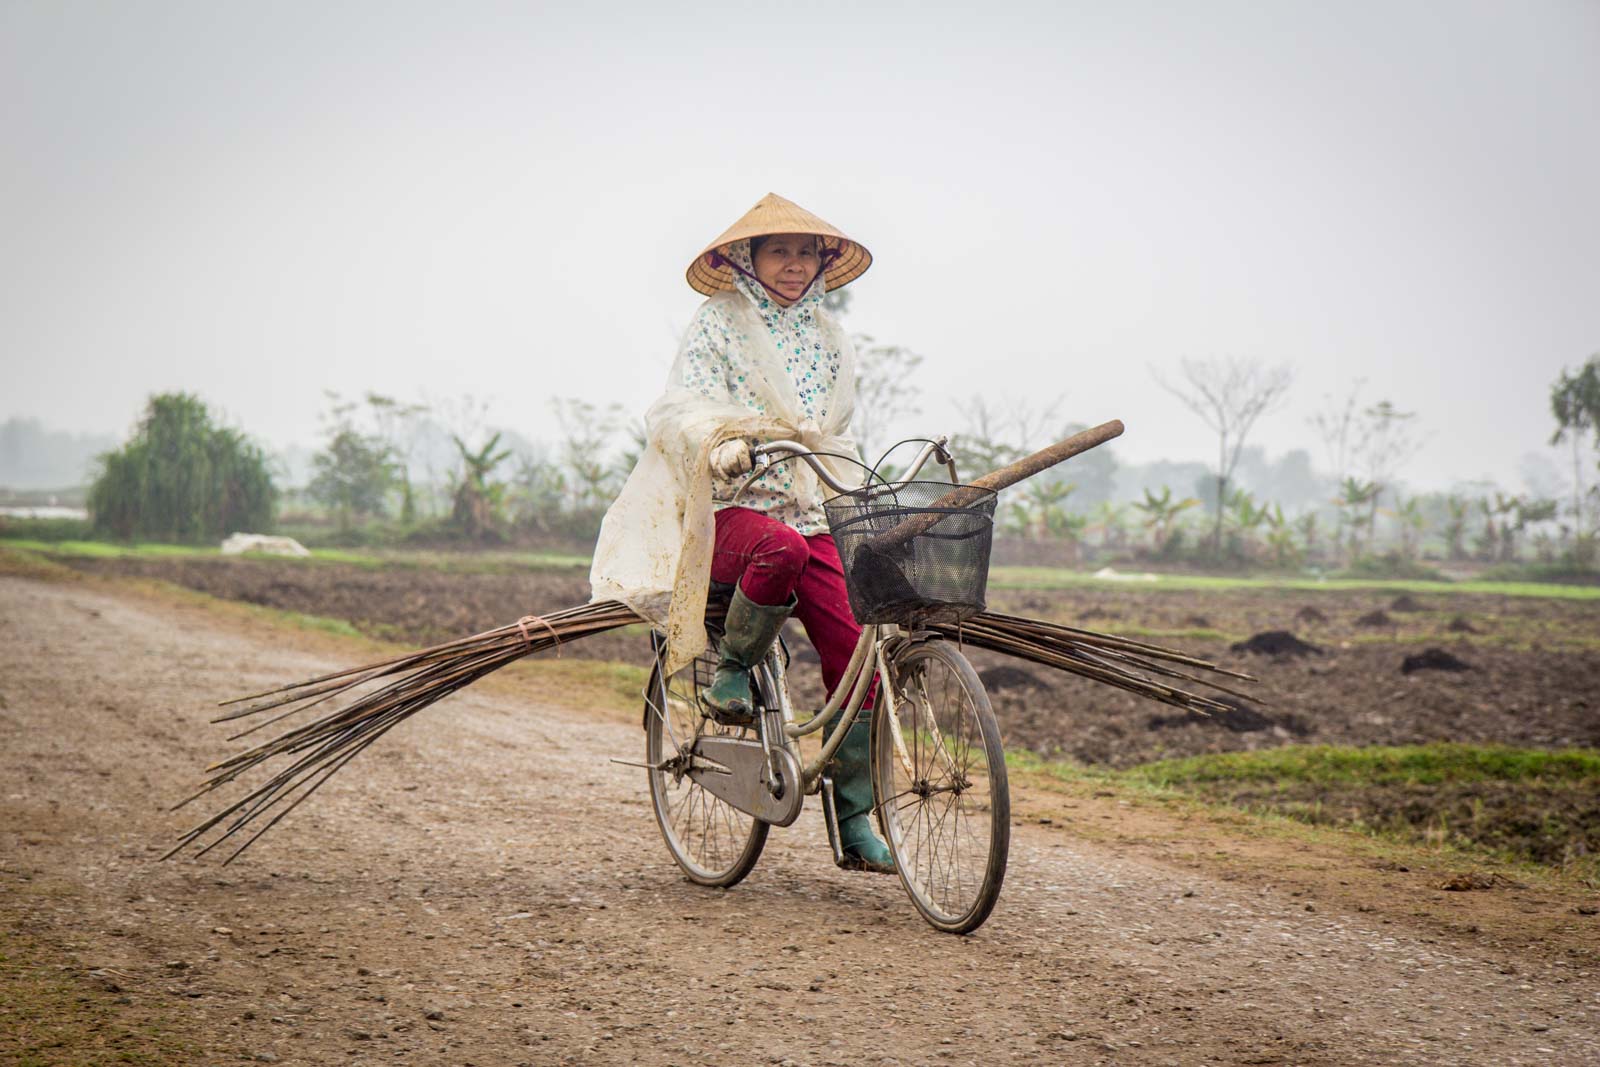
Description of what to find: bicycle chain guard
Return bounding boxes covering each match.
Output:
[686,736,804,827]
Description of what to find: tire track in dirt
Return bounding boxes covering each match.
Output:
[2,574,1597,1066]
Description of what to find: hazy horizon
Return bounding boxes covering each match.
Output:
[4,1,1597,497]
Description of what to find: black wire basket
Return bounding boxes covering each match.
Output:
[824,482,998,625]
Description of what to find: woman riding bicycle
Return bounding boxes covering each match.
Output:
[591,192,893,873]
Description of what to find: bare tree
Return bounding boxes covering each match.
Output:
[364,392,429,522]
[1550,356,1600,537]
[1310,380,1366,479]
[551,397,624,512]
[1354,400,1423,543]
[1310,379,1366,561]
[1154,357,1294,553]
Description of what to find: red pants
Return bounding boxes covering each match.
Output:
[711,507,870,702]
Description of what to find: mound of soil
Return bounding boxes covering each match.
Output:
[1402,647,1474,674]
[979,664,1049,693]
[1294,605,1329,625]
[1203,698,1274,732]
[1390,594,1426,613]
[1355,610,1395,627]
[1437,871,1509,892]
[1447,615,1482,634]
[1183,614,1212,627]
[1230,630,1322,657]
[1149,698,1313,736]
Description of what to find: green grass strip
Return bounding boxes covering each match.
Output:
[1,538,591,573]
[2,538,205,559]
[989,566,1600,600]
[1123,742,1600,789]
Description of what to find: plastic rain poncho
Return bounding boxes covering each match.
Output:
[590,239,861,674]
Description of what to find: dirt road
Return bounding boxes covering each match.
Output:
[3,572,1598,1065]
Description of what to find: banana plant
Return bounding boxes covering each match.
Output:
[1390,495,1428,560]
[452,432,513,540]
[1484,492,1521,561]
[1263,503,1302,567]
[1134,486,1201,554]
[1508,498,1559,561]
[1223,489,1271,559]
[1335,477,1379,560]
[1023,479,1077,540]
[1442,495,1470,561]
[1090,500,1131,551]
[1296,511,1320,562]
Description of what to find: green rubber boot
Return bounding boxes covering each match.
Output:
[699,588,794,725]
[832,716,896,874]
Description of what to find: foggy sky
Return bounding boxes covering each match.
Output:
[3,0,1597,493]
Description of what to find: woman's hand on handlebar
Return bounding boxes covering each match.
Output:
[710,439,755,479]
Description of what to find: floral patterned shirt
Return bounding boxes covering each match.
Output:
[678,238,845,535]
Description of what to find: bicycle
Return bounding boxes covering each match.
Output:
[638,436,1011,934]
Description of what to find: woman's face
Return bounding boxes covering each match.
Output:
[751,233,820,306]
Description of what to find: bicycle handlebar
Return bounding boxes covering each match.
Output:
[743,435,958,497]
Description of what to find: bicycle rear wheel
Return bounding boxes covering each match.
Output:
[644,637,768,887]
[873,639,1009,933]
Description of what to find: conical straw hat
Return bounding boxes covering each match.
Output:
[686,192,872,296]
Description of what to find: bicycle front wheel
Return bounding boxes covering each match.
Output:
[873,639,1009,934]
[644,639,768,887]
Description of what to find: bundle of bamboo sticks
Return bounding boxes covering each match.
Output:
[166,600,641,864]
[926,611,1254,712]
[167,600,1251,863]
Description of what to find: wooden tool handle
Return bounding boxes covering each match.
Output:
[967,419,1124,494]
[863,419,1125,550]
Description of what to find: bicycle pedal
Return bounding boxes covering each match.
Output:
[834,853,897,876]
[699,701,755,728]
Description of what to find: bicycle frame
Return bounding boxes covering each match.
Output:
[738,435,962,800]
[750,623,932,793]
[646,430,1012,932]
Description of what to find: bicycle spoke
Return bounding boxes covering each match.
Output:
[877,642,1008,932]
[647,648,767,888]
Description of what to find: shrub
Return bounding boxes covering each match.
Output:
[308,429,397,531]
[88,393,276,542]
